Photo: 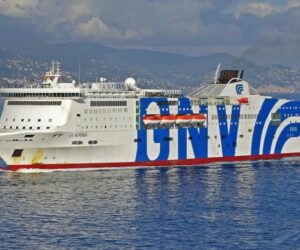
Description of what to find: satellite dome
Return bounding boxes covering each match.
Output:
[125,78,137,89]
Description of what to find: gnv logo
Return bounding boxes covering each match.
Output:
[236,84,244,95]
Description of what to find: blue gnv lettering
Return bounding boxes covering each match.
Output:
[135,98,208,162]
[178,104,208,159]
[178,127,208,159]
[135,98,170,162]
[217,105,240,157]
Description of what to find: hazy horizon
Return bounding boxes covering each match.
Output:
[0,0,300,67]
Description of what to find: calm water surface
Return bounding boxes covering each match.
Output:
[0,159,299,250]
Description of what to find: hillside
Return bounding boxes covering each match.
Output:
[0,40,300,94]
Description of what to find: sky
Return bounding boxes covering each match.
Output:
[0,0,300,67]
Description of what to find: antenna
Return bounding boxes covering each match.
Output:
[214,63,221,84]
[78,59,81,85]
[240,70,244,79]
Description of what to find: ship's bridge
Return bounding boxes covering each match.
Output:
[0,61,84,99]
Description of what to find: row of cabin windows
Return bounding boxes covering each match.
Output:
[134,136,246,145]
[146,107,192,112]
[90,100,127,107]
[212,114,258,120]
[196,98,231,106]
[7,101,62,106]
[280,106,300,110]
[81,124,133,130]
[211,112,298,122]
[84,108,128,114]
[283,113,299,118]
[5,118,53,122]
[3,126,51,130]
[83,117,132,122]
[2,93,81,98]
[156,100,178,106]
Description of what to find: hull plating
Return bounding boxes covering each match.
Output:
[2,152,300,172]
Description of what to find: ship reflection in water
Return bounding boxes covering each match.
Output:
[0,159,299,249]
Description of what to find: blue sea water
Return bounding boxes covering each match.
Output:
[0,159,299,250]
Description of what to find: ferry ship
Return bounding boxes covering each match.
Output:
[0,62,299,172]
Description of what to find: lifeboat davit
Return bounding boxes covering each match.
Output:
[160,115,177,125]
[191,114,206,124]
[143,115,161,126]
[176,114,192,125]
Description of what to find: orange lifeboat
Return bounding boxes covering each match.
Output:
[238,97,249,104]
[191,114,206,124]
[176,114,192,125]
[160,115,177,126]
[143,115,161,126]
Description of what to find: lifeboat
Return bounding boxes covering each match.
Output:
[176,114,192,125]
[160,115,177,125]
[191,114,206,124]
[143,115,161,126]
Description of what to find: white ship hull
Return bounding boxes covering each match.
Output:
[0,67,299,172]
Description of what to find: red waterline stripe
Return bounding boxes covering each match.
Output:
[5,152,300,172]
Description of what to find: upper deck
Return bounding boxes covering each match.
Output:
[0,63,264,106]
[0,62,182,100]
